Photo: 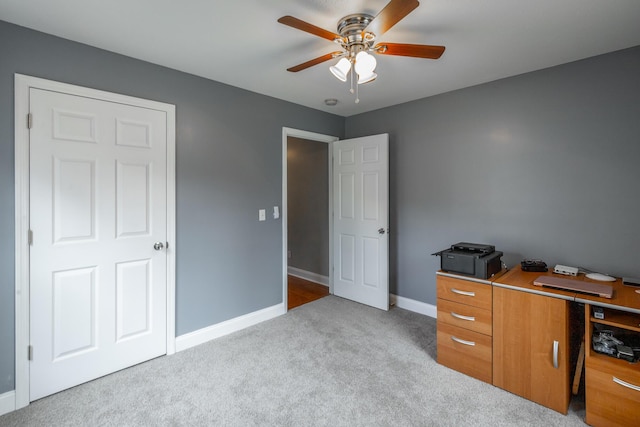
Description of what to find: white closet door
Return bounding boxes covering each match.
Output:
[29,87,168,400]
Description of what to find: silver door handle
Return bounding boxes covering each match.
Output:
[451,312,475,322]
[553,340,559,369]
[153,242,165,250]
[613,376,640,392]
[451,288,475,297]
[451,336,475,346]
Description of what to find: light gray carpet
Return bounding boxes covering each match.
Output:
[1,295,586,426]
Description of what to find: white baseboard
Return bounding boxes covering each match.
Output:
[0,390,15,416]
[175,303,286,352]
[392,294,437,319]
[287,267,329,287]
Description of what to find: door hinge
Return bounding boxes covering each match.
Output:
[28,345,33,361]
[28,229,33,245]
[27,113,33,129]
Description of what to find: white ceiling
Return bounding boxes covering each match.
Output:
[2,0,640,117]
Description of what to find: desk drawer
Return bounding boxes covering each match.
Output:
[585,360,640,427]
[437,322,492,383]
[437,298,492,336]
[437,276,492,310]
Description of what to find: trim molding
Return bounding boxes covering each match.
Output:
[0,391,15,416]
[392,294,437,319]
[175,303,286,352]
[287,267,329,287]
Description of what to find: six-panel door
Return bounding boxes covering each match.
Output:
[332,134,389,310]
[29,88,168,400]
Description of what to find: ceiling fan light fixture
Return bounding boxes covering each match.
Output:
[330,57,351,82]
[279,0,446,104]
[354,51,376,74]
[354,51,377,84]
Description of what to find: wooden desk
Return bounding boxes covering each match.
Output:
[494,267,640,313]
[436,267,640,425]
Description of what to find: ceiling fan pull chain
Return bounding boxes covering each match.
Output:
[349,64,355,94]
[355,74,360,104]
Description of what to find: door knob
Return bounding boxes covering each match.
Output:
[153,242,165,250]
[378,228,386,235]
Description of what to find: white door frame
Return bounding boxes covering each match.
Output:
[281,128,338,309]
[14,74,177,410]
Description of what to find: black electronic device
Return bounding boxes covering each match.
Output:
[521,259,548,272]
[450,242,495,254]
[593,307,604,320]
[617,345,635,362]
[623,277,640,287]
[433,242,503,279]
[592,327,640,362]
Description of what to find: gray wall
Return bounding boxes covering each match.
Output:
[0,20,344,394]
[346,46,640,305]
[2,16,638,399]
[287,137,329,276]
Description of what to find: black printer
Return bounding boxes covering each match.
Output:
[433,242,503,279]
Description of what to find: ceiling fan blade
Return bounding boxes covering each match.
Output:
[278,16,341,42]
[365,0,420,36]
[286,52,343,72]
[375,43,445,59]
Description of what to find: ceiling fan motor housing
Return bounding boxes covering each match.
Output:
[336,14,376,56]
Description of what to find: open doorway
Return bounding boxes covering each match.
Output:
[282,128,338,310]
[287,136,330,309]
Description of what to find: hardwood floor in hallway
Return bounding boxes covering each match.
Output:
[288,275,330,310]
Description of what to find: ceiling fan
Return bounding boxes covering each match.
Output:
[278,0,445,102]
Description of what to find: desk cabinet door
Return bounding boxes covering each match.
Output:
[493,287,570,414]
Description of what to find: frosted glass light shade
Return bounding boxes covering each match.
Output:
[354,51,376,74]
[354,51,377,84]
[330,58,351,82]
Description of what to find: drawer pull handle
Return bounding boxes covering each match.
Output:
[613,376,640,392]
[553,340,559,369]
[451,288,475,297]
[451,311,475,322]
[451,336,476,346]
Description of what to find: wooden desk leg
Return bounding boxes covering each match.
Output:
[572,336,585,395]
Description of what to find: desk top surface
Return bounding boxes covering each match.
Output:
[493,267,640,314]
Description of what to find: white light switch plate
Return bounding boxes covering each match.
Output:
[273,206,279,219]
[259,209,266,221]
